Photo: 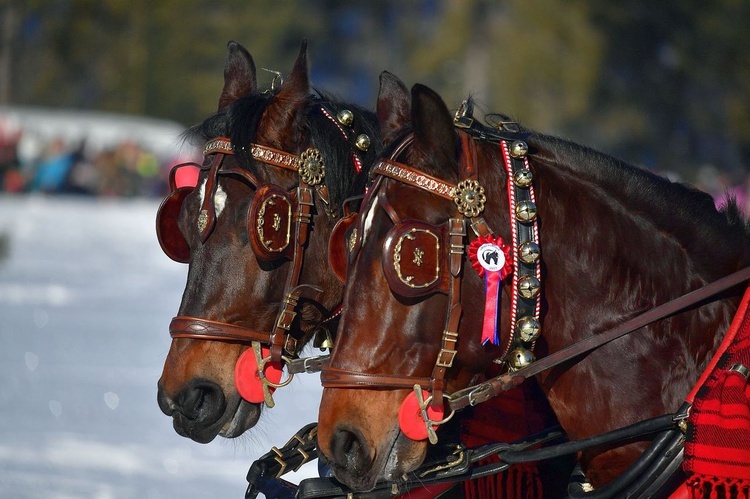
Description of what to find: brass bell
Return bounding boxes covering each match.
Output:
[337,109,354,127]
[508,348,535,370]
[518,275,541,299]
[516,316,541,342]
[515,200,537,222]
[355,134,371,151]
[513,168,533,188]
[313,328,334,351]
[518,241,541,264]
[510,140,528,158]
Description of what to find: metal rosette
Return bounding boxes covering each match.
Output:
[503,139,542,371]
[298,148,325,186]
[453,179,487,218]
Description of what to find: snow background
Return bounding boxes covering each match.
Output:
[0,194,323,499]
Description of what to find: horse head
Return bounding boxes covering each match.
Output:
[156,40,380,443]
[318,78,750,491]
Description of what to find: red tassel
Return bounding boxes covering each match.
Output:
[462,464,542,499]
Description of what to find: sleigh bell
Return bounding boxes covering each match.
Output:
[518,241,541,264]
[355,134,371,152]
[313,328,334,351]
[508,347,535,370]
[516,316,541,342]
[337,109,354,127]
[510,140,529,158]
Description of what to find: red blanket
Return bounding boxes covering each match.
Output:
[684,286,750,498]
[461,381,558,499]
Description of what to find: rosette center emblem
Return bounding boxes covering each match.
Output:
[453,179,486,218]
[298,148,325,185]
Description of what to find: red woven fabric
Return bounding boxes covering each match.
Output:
[684,288,750,499]
[460,381,554,499]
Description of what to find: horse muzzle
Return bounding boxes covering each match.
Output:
[157,378,233,443]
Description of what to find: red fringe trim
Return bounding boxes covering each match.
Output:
[463,463,542,499]
[687,475,750,499]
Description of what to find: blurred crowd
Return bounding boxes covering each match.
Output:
[0,117,199,198]
[1,115,749,217]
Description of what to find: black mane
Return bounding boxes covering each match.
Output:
[186,90,381,213]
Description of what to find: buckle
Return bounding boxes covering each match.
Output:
[467,383,493,407]
[436,348,457,368]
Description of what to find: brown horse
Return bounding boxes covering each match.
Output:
[316,79,750,491]
[155,41,381,444]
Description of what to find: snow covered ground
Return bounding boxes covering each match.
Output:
[0,195,323,498]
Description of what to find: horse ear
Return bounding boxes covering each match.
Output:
[218,41,257,111]
[259,40,311,147]
[411,84,456,175]
[376,71,411,145]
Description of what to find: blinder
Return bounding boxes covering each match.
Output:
[156,163,202,263]
[248,184,295,261]
[329,212,358,282]
[382,220,450,298]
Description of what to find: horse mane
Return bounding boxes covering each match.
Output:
[185,89,381,212]
[525,130,750,279]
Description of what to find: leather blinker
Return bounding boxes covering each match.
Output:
[329,212,358,283]
[156,186,193,263]
[382,220,450,298]
[247,184,295,261]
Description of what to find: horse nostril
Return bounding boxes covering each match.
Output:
[176,380,226,424]
[330,428,371,474]
[157,382,176,417]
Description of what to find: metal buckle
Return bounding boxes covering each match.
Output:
[436,348,457,368]
[467,383,492,407]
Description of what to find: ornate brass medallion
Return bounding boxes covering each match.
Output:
[298,148,325,185]
[453,179,487,218]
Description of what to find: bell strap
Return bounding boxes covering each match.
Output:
[449,265,750,411]
[170,316,272,344]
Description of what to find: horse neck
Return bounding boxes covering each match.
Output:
[502,137,747,435]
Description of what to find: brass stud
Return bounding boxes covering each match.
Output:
[510,140,528,158]
[508,348,535,370]
[513,168,533,188]
[516,316,541,342]
[518,275,541,299]
[518,241,541,264]
[337,109,354,127]
[515,200,537,222]
[355,134,371,151]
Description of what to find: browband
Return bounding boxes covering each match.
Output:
[372,160,457,200]
[203,137,309,174]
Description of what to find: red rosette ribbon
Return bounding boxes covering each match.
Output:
[468,235,513,345]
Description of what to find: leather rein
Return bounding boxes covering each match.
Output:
[320,118,750,421]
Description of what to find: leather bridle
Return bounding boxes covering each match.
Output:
[321,118,543,428]
[168,104,368,396]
